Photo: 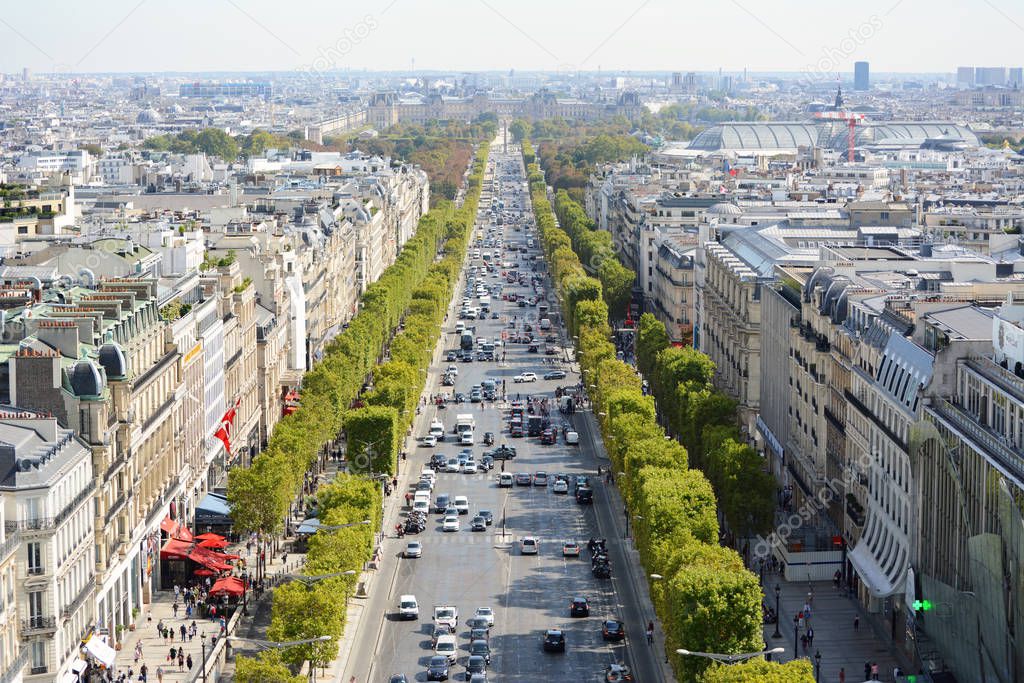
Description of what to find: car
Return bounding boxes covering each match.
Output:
[469,639,491,664]
[465,655,487,676]
[479,455,494,471]
[485,445,517,460]
[465,617,490,632]
[575,487,593,504]
[434,494,451,514]
[540,428,556,445]
[446,351,458,362]
[388,676,408,683]
[520,536,538,555]
[562,541,580,557]
[434,634,457,663]
[574,475,590,491]
[442,375,455,387]
[478,510,494,525]
[483,431,495,445]
[433,605,458,630]
[509,423,524,437]
[552,479,568,494]
[513,372,537,383]
[446,365,458,376]
[443,505,458,518]
[422,435,438,447]
[416,480,433,493]
[470,516,487,531]
[468,674,487,683]
[533,472,548,487]
[602,619,626,641]
[404,541,423,558]
[543,369,567,380]
[543,629,566,653]
[570,597,590,617]
[444,458,460,473]
[398,595,419,620]
[514,472,532,486]
[461,459,478,474]
[442,515,460,532]
[474,606,495,627]
[565,430,580,445]
[453,495,470,514]
[431,624,450,646]
[498,472,514,487]
[426,655,450,680]
[412,500,430,515]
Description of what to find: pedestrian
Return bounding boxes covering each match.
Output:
[140,664,148,683]
[870,662,879,680]
[173,584,180,601]
[853,615,859,630]
[864,662,871,680]
[646,621,654,644]
[180,624,187,641]
[806,626,814,647]
[156,618,163,636]
[134,643,142,664]
[838,667,845,683]
[156,666,164,683]
[800,634,808,651]
[186,654,193,671]
[172,602,178,618]
[177,651,184,672]
[169,647,176,663]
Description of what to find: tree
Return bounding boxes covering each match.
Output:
[234,650,305,683]
[345,406,400,475]
[194,128,239,160]
[598,258,634,321]
[699,658,813,682]
[509,119,532,143]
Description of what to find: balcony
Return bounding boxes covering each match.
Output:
[1,647,29,683]
[0,529,19,563]
[20,616,56,636]
[62,581,93,620]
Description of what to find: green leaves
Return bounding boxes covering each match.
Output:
[700,659,814,683]
[234,650,306,683]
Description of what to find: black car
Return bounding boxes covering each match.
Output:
[574,475,591,492]
[592,562,611,579]
[485,445,517,460]
[543,370,567,380]
[602,619,626,641]
[570,597,590,617]
[465,617,490,632]
[426,655,450,680]
[446,351,458,362]
[478,510,494,525]
[471,516,487,531]
[575,487,594,504]
[543,629,566,653]
[469,626,490,643]
[465,655,487,675]
[469,639,491,664]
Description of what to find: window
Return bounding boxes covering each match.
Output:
[27,542,42,575]
[31,640,46,674]
[28,591,43,621]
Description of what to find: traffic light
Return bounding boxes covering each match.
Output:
[912,599,933,612]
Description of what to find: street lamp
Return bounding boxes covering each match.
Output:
[625,512,642,539]
[793,614,800,655]
[814,650,822,681]
[675,647,785,664]
[200,633,207,683]
[772,584,782,639]
[227,635,333,683]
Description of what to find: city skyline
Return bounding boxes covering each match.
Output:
[2,0,1023,76]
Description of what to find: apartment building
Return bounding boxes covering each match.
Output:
[0,184,76,250]
[0,410,94,682]
[651,235,696,344]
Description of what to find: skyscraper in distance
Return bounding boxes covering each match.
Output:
[854,61,869,91]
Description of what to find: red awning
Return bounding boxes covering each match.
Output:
[160,538,192,561]
[193,568,217,577]
[176,525,194,543]
[198,538,228,549]
[189,544,235,571]
[209,576,246,597]
[160,516,179,535]
[195,533,225,542]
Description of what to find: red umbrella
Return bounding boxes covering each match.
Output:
[195,533,225,542]
[193,568,216,576]
[199,538,228,549]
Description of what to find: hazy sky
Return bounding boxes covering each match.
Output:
[1,0,1020,75]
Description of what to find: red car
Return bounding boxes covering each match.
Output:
[540,428,556,445]
[510,423,524,437]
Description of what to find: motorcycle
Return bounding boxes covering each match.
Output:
[604,664,633,682]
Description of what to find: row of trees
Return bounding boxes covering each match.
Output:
[229,142,491,680]
[523,139,808,682]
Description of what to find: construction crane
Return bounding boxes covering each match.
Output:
[814,111,866,163]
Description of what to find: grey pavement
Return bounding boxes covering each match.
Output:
[761,571,908,682]
[338,139,667,682]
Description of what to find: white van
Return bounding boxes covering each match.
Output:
[498,472,514,488]
[455,321,466,334]
[399,594,419,620]
[460,430,474,446]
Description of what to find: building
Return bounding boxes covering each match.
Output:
[0,184,76,251]
[16,152,92,184]
[0,409,94,682]
[975,66,1007,87]
[178,82,272,98]
[956,66,976,88]
[854,61,870,91]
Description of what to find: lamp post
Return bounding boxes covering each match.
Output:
[676,647,785,665]
[772,584,782,639]
[649,574,668,663]
[814,650,821,682]
[793,614,800,657]
[200,633,207,683]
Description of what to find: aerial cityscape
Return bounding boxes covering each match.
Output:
[0,3,1022,683]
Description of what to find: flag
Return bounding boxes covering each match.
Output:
[214,398,240,453]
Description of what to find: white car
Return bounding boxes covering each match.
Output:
[565,430,580,445]
[399,594,419,620]
[446,365,459,376]
[461,459,478,474]
[442,515,460,532]
[404,541,422,558]
[552,479,569,494]
[422,435,437,447]
[453,496,470,515]
[513,372,537,383]
[520,536,539,555]
[412,500,430,515]
[434,634,457,663]
[445,458,461,473]
[475,606,495,627]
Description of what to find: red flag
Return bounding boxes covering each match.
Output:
[214,398,240,452]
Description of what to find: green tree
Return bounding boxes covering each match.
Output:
[699,658,813,682]
[194,128,239,160]
[344,406,400,475]
[509,119,532,143]
[234,650,305,683]
[598,258,634,320]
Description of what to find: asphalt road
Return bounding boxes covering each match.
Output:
[342,137,660,683]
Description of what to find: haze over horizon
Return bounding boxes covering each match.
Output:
[2,0,1020,76]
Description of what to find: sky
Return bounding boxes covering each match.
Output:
[1,0,1021,76]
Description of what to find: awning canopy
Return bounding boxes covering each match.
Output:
[296,517,321,535]
[196,533,225,542]
[160,538,193,561]
[160,515,194,542]
[195,493,232,527]
[84,634,116,667]
[209,576,246,597]
[199,538,228,549]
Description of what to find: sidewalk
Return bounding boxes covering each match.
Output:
[761,571,909,682]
